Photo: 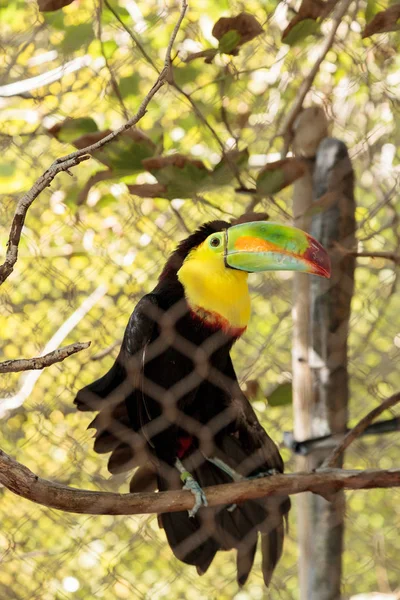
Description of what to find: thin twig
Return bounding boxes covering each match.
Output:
[0,0,188,286]
[97,0,130,120]
[219,68,239,146]
[280,0,353,156]
[0,342,91,374]
[322,391,400,468]
[349,251,400,265]
[91,340,120,361]
[103,0,159,72]
[169,81,225,152]
[0,448,399,515]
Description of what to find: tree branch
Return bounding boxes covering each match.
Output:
[0,448,399,515]
[0,342,91,374]
[0,0,188,286]
[322,391,400,468]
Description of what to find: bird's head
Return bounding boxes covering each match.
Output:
[160,213,330,332]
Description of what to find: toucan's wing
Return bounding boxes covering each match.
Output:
[222,356,284,473]
[73,294,159,473]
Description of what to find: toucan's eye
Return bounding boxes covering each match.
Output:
[210,236,221,248]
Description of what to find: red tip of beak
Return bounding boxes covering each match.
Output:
[305,235,331,278]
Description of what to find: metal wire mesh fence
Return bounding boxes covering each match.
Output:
[1,0,400,598]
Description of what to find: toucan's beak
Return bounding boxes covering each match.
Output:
[225,221,331,278]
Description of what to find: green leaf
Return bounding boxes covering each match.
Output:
[218,30,242,53]
[267,382,292,407]
[96,193,117,209]
[118,74,140,98]
[61,23,94,54]
[143,155,211,199]
[210,149,249,187]
[365,0,377,22]
[173,64,202,87]
[256,158,308,195]
[101,6,130,24]
[63,185,81,209]
[49,118,99,143]
[283,19,320,46]
[42,10,65,29]
[49,121,155,173]
[257,169,285,195]
[0,162,16,179]
[94,134,155,173]
[102,40,118,59]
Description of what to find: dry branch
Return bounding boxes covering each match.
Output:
[0,0,188,286]
[322,391,400,468]
[0,342,91,374]
[0,448,399,515]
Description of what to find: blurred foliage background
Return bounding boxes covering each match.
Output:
[0,0,399,598]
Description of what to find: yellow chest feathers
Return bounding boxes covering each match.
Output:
[177,243,251,329]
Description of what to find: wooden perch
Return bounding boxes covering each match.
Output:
[0,342,91,374]
[0,448,399,516]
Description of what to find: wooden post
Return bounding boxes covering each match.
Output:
[291,109,356,600]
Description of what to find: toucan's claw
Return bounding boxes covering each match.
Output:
[182,474,208,517]
[174,458,208,517]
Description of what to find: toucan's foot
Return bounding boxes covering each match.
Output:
[174,458,208,518]
[182,474,208,517]
[205,456,243,481]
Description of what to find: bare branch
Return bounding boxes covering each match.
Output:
[0,448,399,515]
[280,0,353,155]
[349,251,400,265]
[0,0,188,286]
[322,391,400,468]
[0,342,91,374]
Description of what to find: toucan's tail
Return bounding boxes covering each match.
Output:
[156,439,290,586]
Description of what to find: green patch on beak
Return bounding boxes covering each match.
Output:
[225,221,331,278]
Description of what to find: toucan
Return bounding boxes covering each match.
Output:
[74,212,330,586]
